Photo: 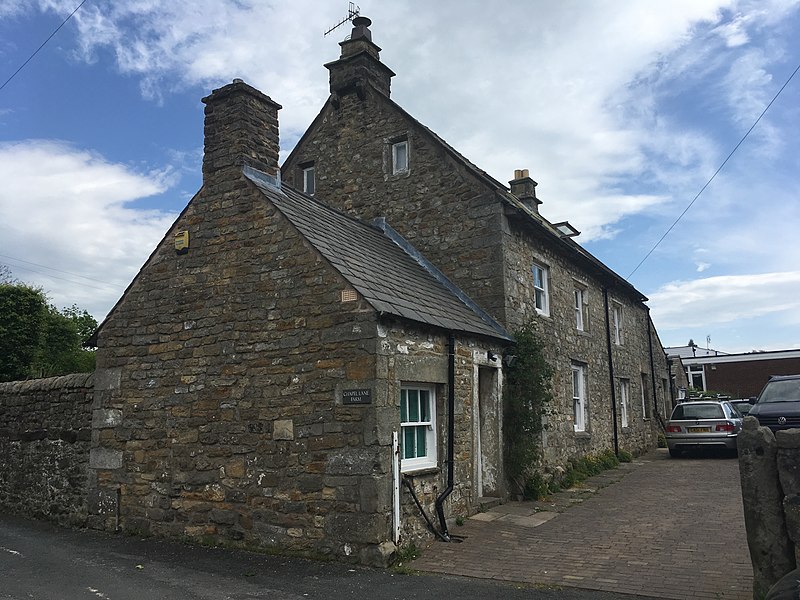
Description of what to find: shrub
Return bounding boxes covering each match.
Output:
[504,322,553,497]
[550,450,621,491]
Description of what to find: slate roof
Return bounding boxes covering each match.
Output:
[244,167,511,342]
[283,83,648,303]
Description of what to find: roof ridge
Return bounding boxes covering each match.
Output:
[371,217,510,340]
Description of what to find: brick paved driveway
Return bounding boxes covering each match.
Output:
[412,449,752,599]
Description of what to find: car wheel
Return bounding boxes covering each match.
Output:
[668,448,681,458]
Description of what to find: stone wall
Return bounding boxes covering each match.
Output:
[503,222,666,467]
[738,418,797,599]
[91,172,393,561]
[0,373,93,525]
[377,321,505,543]
[282,38,670,473]
[283,84,509,328]
[90,176,503,558]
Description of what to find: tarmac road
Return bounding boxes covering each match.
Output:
[0,512,649,600]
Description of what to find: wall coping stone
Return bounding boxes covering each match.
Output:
[0,372,93,394]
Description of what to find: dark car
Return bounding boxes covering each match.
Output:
[665,400,743,457]
[749,374,800,432]
[730,399,755,416]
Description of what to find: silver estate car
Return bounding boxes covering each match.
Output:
[665,400,743,457]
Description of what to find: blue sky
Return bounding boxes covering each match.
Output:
[1,0,799,353]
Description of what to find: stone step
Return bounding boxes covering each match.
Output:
[477,496,502,510]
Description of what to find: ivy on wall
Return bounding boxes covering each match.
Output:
[503,320,553,497]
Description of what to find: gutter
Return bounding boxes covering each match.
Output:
[646,310,666,431]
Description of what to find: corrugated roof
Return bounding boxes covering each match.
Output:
[244,167,511,342]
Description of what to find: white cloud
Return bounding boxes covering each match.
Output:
[17,0,793,245]
[0,140,176,319]
[6,0,800,351]
[713,14,751,47]
[648,271,800,330]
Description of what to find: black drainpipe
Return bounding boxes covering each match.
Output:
[603,289,619,456]
[645,310,666,430]
[434,332,456,542]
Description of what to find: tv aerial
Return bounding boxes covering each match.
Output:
[324,2,360,37]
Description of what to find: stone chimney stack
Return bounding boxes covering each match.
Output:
[325,16,396,100]
[201,79,282,182]
[509,169,542,214]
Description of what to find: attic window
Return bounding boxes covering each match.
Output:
[301,163,315,195]
[392,140,409,174]
[553,221,580,238]
[341,289,358,302]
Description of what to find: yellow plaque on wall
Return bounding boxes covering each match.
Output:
[174,230,189,253]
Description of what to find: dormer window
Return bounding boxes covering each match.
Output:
[392,140,409,174]
[301,163,315,195]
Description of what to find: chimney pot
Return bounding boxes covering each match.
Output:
[351,16,372,40]
[509,169,542,214]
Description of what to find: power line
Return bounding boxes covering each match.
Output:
[0,253,115,285]
[3,261,118,293]
[0,0,88,93]
[627,59,800,280]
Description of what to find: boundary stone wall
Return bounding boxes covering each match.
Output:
[738,417,798,599]
[0,373,93,525]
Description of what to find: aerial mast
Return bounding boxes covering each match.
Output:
[324,2,360,37]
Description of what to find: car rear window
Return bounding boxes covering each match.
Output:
[759,379,800,403]
[672,404,725,420]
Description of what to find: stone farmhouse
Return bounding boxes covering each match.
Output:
[283,17,673,464]
[0,16,675,566]
[82,77,514,564]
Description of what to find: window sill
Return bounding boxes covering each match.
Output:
[573,431,591,439]
[402,466,440,477]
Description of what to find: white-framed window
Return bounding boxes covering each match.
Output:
[619,378,629,428]
[400,384,436,472]
[687,365,705,391]
[531,263,550,316]
[612,303,623,345]
[302,165,315,195]
[392,140,409,174]
[572,363,587,432]
[574,287,587,331]
[641,373,652,419]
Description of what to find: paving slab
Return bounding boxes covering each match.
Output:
[413,449,752,599]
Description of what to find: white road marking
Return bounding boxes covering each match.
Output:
[0,546,22,557]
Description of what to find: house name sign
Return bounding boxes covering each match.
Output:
[342,389,372,405]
